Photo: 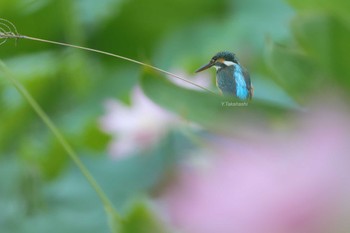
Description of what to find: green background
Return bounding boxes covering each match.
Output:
[0,0,349,232]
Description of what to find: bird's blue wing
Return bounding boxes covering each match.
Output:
[233,64,249,100]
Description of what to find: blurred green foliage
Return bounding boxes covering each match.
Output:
[1,0,349,232]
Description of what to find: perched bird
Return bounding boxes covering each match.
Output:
[195,51,253,100]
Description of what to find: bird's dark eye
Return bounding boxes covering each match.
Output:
[211,56,217,63]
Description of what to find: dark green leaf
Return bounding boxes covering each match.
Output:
[120,201,168,233]
[266,40,317,101]
[291,13,350,92]
[141,69,291,134]
[287,0,350,23]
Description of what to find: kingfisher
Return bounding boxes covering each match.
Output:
[195,51,253,100]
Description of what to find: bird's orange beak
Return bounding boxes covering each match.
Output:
[195,61,215,73]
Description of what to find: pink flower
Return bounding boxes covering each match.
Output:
[161,105,350,233]
[100,87,177,158]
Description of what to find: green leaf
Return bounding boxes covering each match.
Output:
[88,131,185,208]
[0,130,184,233]
[266,40,317,101]
[91,0,229,59]
[291,13,350,92]
[141,69,290,134]
[120,201,168,233]
[82,120,111,152]
[287,0,350,23]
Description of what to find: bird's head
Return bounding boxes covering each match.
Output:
[195,51,239,73]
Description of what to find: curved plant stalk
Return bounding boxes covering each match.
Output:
[0,61,121,231]
[0,18,216,95]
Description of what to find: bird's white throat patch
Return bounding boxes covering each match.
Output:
[214,65,221,70]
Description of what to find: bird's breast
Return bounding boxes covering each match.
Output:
[216,65,249,100]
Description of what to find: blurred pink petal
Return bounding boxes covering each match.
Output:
[167,69,212,91]
[100,87,177,158]
[161,105,350,233]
